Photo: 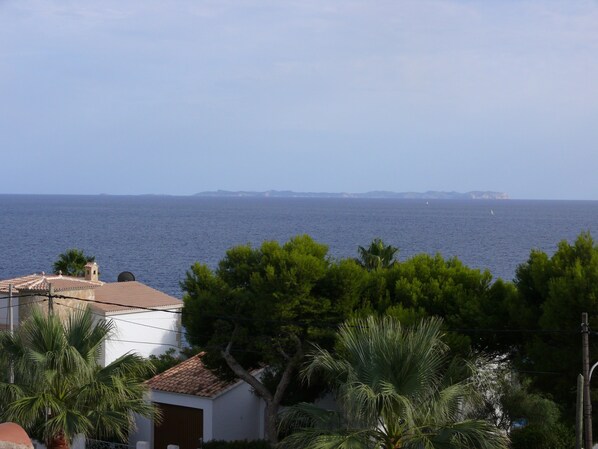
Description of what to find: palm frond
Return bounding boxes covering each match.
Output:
[281,316,508,449]
[0,309,156,444]
[410,420,509,449]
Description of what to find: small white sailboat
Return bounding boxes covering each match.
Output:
[490,209,494,215]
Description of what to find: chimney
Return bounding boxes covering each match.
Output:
[85,262,99,281]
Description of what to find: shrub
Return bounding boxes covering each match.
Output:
[510,423,573,449]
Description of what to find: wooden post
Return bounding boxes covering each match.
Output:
[48,283,54,316]
[578,374,585,449]
[8,284,14,384]
[8,284,14,333]
[582,312,592,449]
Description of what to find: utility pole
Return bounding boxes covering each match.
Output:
[8,284,14,334]
[8,284,14,384]
[48,283,54,316]
[582,312,592,449]
[578,374,585,449]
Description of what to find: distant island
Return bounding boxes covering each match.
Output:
[194,190,509,200]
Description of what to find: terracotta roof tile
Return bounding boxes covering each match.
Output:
[0,274,102,292]
[0,422,34,449]
[146,353,238,398]
[0,274,182,315]
[92,281,182,314]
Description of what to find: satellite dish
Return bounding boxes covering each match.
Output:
[117,271,136,282]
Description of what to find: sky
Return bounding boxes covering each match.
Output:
[1,0,597,199]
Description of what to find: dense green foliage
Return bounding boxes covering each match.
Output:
[355,253,516,356]
[182,235,360,442]
[356,238,399,270]
[182,235,355,376]
[510,420,573,449]
[279,316,509,449]
[183,236,512,368]
[0,308,155,449]
[473,361,573,448]
[53,248,95,277]
[512,232,598,420]
[148,348,185,376]
[183,232,598,444]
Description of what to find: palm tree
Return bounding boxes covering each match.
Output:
[279,316,509,449]
[53,249,95,277]
[0,308,156,449]
[357,239,398,270]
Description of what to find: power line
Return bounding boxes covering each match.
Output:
[55,300,187,337]
[54,293,184,314]
[0,297,48,311]
[8,298,595,366]
[53,300,268,355]
[53,293,343,328]
[446,328,580,335]
[51,301,589,363]
[0,292,55,301]
[4,291,593,337]
[55,294,587,334]
[106,338,180,348]
[0,289,68,299]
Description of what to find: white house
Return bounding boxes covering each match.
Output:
[132,353,265,449]
[0,263,183,366]
[91,279,183,365]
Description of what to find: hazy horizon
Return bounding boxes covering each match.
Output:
[2,1,597,200]
[4,190,598,202]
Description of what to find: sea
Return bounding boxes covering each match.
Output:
[0,194,597,298]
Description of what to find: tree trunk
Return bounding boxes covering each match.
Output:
[264,401,280,444]
[47,432,69,449]
[221,333,304,444]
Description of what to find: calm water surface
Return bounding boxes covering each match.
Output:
[0,195,597,297]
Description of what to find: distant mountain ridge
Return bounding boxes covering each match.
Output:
[194,190,509,200]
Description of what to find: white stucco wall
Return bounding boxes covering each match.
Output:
[130,410,153,449]
[131,390,214,448]
[101,309,181,366]
[0,294,18,329]
[212,382,264,441]
[131,382,265,448]
[0,295,10,328]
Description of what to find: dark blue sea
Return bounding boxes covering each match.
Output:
[1,195,597,298]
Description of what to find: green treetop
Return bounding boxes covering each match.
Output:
[53,248,95,277]
[182,235,360,443]
[357,238,399,270]
[512,231,598,418]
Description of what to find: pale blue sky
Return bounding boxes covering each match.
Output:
[1,0,597,199]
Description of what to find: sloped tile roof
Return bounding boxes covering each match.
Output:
[92,281,182,314]
[0,422,34,449]
[0,273,181,315]
[0,274,103,292]
[146,353,239,398]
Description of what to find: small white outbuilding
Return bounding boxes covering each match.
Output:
[132,353,265,449]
